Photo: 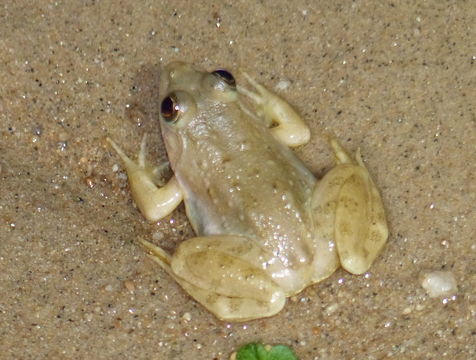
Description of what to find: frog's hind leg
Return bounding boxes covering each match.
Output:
[311,136,388,276]
[140,236,285,322]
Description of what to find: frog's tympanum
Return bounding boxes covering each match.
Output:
[108,62,388,321]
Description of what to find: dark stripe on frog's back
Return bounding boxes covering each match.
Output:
[174,102,316,262]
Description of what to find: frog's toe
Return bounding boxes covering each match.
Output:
[137,134,148,167]
[237,72,268,105]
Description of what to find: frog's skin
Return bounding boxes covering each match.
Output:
[107,62,388,322]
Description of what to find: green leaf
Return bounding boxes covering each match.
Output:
[235,343,299,360]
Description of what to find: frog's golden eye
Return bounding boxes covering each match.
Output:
[160,94,180,123]
[160,91,197,126]
[212,69,236,88]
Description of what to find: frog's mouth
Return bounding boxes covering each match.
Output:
[159,121,184,170]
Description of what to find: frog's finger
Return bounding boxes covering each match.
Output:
[138,134,148,167]
[106,137,135,168]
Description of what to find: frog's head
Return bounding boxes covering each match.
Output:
[158,62,238,166]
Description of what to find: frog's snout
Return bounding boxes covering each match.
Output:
[165,61,194,81]
[163,61,204,93]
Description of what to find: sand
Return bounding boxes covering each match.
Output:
[1,1,474,359]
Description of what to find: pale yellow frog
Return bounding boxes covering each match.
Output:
[107,62,388,321]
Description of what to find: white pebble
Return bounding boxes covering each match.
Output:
[152,231,164,241]
[182,312,192,321]
[402,307,412,315]
[324,303,338,316]
[421,271,457,298]
[275,79,291,91]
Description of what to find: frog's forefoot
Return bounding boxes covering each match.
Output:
[107,135,183,222]
[237,73,310,147]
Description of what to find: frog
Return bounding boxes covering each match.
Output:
[107,62,388,322]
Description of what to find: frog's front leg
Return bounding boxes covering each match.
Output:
[140,236,286,322]
[238,74,310,147]
[311,137,388,275]
[107,136,183,222]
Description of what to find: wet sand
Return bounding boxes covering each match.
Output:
[1,1,474,359]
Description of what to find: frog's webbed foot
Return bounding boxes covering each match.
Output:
[237,73,310,147]
[311,136,388,275]
[140,236,286,322]
[107,135,183,222]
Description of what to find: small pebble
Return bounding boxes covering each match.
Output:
[124,280,135,292]
[415,304,425,311]
[58,131,69,142]
[152,231,164,241]
[324,303,338,315]
[34,124,43,136]
[421,271,457,298]
[402,307,412,315]
[276,79,291,91]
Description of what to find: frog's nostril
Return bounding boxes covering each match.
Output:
[166,61,193,79]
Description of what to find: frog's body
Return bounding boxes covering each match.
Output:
[108,62,388,321]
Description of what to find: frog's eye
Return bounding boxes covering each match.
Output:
[160,91,196,126]
[211,69,236,88]
[202,69,238,103]
[161,94,179,123]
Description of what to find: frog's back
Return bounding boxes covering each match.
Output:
[174,103,316,267]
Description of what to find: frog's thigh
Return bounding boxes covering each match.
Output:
[312,144,388,275]
[107,137,183,222]
[238,74,310,147]
[172,235,285,321]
